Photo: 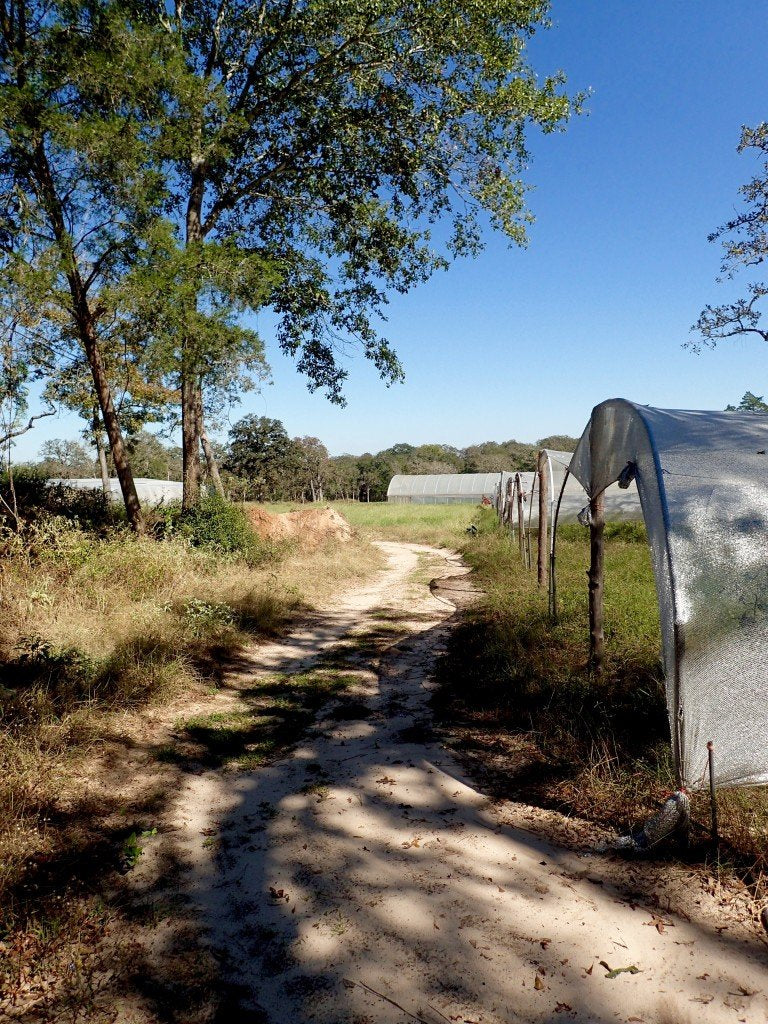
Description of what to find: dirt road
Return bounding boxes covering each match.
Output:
[163,541,767,1023]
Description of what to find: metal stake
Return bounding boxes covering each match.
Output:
[707,741,719,847]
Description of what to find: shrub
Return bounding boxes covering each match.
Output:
[0,468,122,534]
[153,493,266,563]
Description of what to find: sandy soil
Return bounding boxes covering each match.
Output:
[142,542,767,1024]
[247,505,353,546]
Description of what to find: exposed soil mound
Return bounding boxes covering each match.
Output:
[247,505,353,547]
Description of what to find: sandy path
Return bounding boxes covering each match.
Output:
[165,541,767,1024]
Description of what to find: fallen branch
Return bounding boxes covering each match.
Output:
[343,978,451,1024]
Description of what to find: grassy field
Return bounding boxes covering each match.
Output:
[434,507,768,894]
[262,499,479,547]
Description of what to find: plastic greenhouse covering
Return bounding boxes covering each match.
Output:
[387,472,514,504]
[570,399,768,791]
[47,478,184,506]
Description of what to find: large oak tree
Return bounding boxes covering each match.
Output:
[152,0,581,506]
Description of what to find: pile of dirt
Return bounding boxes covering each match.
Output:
[247,505,353,547]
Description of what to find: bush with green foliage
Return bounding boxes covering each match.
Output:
[0,468,122,534]
[154,494,266,563]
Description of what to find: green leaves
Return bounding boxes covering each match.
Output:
[155,0,581,401]
[691,123,768,351]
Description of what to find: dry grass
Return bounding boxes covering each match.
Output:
[0,512,380,1016]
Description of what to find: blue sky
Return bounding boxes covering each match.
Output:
[17,1,768,460]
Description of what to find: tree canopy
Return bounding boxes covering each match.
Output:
[2,0,581,523]
[691,123,768,352]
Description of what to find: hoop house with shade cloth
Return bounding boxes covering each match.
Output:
[387,472,514,505]
[503,471,535,516]
[569,399,768,791]
[537,449,642,526]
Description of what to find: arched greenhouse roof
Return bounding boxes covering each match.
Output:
[48,477,183,506]
[540,448,642,524]
[570,398,768,790]
[387,472,514,504]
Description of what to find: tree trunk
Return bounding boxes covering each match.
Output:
[92,404,110,495]
[181,372,201,509]
[6,435,18,527]
[181,157,206,509]
[588,491,605,677]
[74,296,143,530]
[31,139,142,530]
[537,452,549,589]
[197,396,225,498]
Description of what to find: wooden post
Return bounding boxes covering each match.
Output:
[516,476,525,562]
[588,490,605,676]
[537,452,549,589]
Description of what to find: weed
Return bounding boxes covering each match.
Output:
[327,910,348,936]
[120,828,157,870]
[300,782,330,801]
[153,493,268,563]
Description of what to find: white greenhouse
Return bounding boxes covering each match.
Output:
[47,477,184,506]
[387,472,515,505]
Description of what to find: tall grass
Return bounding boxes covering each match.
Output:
[437,509,768,890]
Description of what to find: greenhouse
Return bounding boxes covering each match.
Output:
[47,477,184,506]
[569,398,768,792]
[387,472,514,504]
[527,449,642,526]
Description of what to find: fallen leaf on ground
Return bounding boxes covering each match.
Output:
[534,975,544,991]
[599,960,640,979]
[644,913,673,934]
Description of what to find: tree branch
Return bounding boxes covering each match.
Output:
[0,405,56,447]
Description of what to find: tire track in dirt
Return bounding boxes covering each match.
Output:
[160,541,768,1024]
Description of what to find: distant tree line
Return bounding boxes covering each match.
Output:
[27,419,578,504]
